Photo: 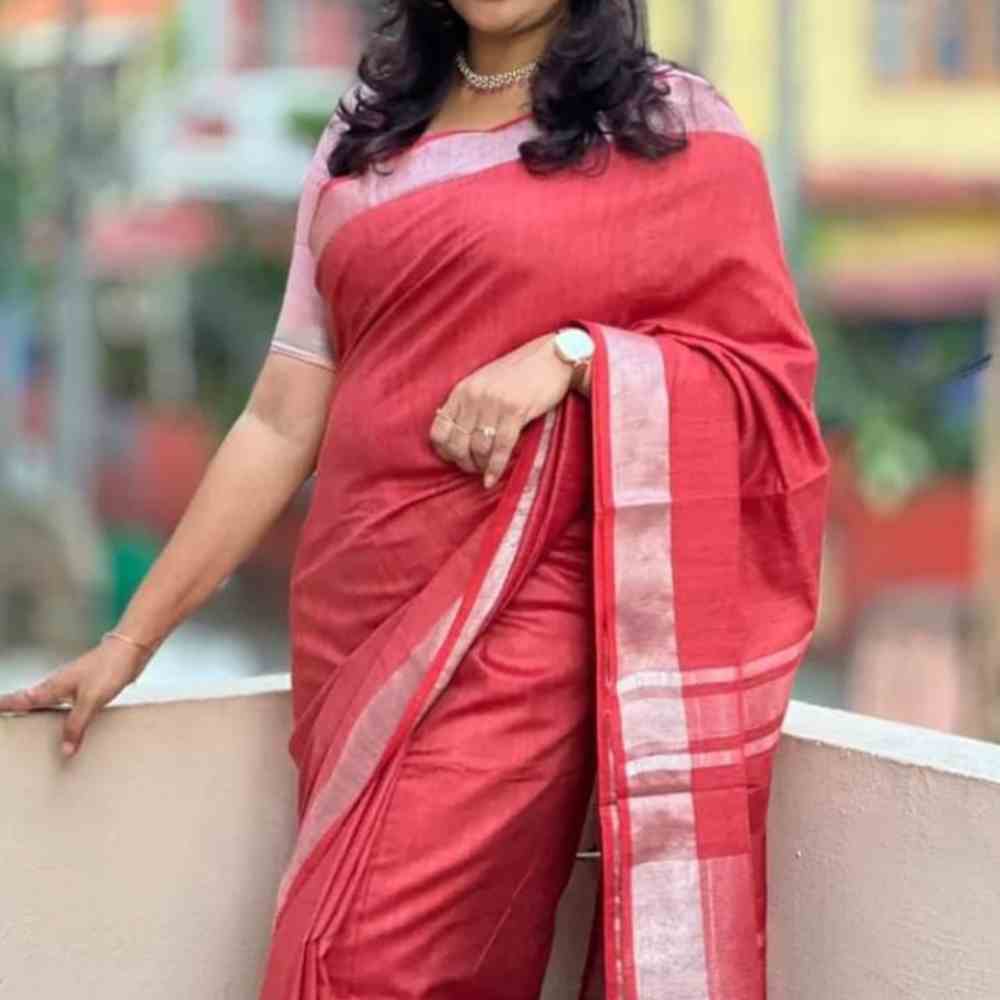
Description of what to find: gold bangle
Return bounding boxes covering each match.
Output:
[102,630,157,659]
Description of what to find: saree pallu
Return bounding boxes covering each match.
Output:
[260,67,830,1000]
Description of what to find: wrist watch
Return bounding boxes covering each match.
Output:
[552,326,595,391]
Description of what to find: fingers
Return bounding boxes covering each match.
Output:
[483,412,523,489]
[430,387,478,475]
[445,426,478,475]
[430,407,474,472]
[445,392,480,474]
[0,673,74,715]
[0,665,107,759]
[469,397,502,475]
[62,692,101,758]
[0,688,33,714]
[430,379,525,486]
[0,669,91,759]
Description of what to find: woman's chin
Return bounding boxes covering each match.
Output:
[454,1,535,35]
[452,0,566,38]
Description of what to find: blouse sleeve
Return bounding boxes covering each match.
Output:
[268,116,346,371]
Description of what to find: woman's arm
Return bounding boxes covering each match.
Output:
[114,351,335,651]
[0,352,334,755]
[0,107,349,755]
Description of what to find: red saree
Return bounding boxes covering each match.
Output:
[260,66,829,1000]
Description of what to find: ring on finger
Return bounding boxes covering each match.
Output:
[434,408,474,435]
[475,425,497,440]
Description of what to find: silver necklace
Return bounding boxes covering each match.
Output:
[455,51,538,92]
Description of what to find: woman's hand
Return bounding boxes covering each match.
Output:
[0,636,150,758]
[430,332,579,488]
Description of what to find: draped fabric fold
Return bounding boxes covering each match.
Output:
[259,65,829,1000]
[572,320,827,1000]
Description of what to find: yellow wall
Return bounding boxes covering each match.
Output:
[646,2,692,67]
[647,0,1000,176]
[803,1,1000,175]
[815,209,1000,273]
[647,0,776,142]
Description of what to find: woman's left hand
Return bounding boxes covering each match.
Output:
[430,332,580,489]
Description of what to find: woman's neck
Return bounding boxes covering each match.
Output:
[465,13,562,76]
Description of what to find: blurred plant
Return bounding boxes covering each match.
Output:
[187,113,334,430]
[812,311,985,510]
[189,234,288,430]
[154,7,185,78]
[287,108,333,148]
[0,56,24,291]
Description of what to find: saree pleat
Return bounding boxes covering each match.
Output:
[263,398,601,996]
[259,64,829,1000]
[576,322,827,1000]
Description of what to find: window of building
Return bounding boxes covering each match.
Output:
[991,0,1000,72]
[935,0,970,78]
[874,0,914,79]
[872,0,1000,82]
[263,0,299,66]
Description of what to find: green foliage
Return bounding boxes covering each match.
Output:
[812,311,983,509]
[188,232,289,430]
[286,108,334,149]
[104,526,161,628]
[0,60,22,292]
[186,104,338,428]
[155,8,185,78]
[0,47,61,297]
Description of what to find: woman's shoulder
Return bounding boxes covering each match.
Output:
[650,59,750,142]
[306,80,368,180]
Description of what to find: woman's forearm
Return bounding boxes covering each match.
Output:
[112,408,320,650]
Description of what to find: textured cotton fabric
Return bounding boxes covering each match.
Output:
[259,66,830,1000]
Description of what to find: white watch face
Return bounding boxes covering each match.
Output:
[557,328,595,363]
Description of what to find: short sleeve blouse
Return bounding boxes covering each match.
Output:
[267,111,349,371]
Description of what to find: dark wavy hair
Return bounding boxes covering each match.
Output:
[327,0,690,178]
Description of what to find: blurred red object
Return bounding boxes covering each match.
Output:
[0,0,173,30]
[19,379,303,575]
[91,201,222,277]
[25,201,222,275]
[178,114,235,142]
[299,1,362,68]
[97,403,305,574]
[825,434,976,641]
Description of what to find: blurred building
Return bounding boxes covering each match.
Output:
[0,0,357,460]
[5,0,998,705]
[651,1,1000,734]
[0,1,360,663]
[650,2,1000,321]
[0,0,360,275]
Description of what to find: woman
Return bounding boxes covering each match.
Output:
[0,0,829,996]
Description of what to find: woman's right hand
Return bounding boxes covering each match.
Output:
[0,637,149,759]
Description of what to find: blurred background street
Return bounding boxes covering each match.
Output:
[2,0,999,742]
